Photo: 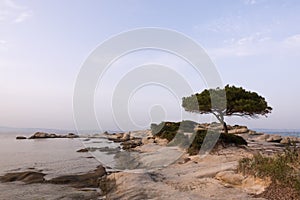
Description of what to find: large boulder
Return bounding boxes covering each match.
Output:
[107,132,130,142]
[194,124,208,131]
[48,165,106,188]
[142,137,155,145]
[215,171,244,186]
[266,135,282,143]
[154,137,169,146]
[121,138,142,150]
[252,134,270,142]
[215,171,270,195]
[122,133,130,141]
[280,137,299,144]
[228,127,249,134]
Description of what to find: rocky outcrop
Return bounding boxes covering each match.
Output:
[280,136,299,144]
[154,137,169,146]
[121,138,142,150]
[142,136,155,145]
[107,132,130,142]
[252,134,270,142]
[76,146,121,154]
[215,171,244,185]
[194,123,250,134]
[228,127,249,134]
[48,165,106,188]
[28,132,79,139]
[77,148,89,152]
[16,136,27,139]
[106,132,146,150]
[266,135,282,143]
[0,171,45,184]
[215,171,271,195]
[0,165,106,188]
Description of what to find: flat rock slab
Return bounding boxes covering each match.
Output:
[0,171,46,184]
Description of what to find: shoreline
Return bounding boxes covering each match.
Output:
[1,124,300,199]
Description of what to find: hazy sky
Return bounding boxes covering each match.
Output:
[1,0,300,130]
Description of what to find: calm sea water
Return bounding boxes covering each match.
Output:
[0,131,123,199]
[253,129,300,137]
[0,132,103,178]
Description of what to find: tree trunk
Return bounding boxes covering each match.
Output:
[213,113,228,134]
[219,114,228,134]
[223,122,228,134]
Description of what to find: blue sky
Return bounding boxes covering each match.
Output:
[1,0,300,130]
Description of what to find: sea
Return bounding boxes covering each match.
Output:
[253,129,300,137]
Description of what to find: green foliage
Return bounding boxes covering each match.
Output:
[219,133,247,146]
[151,121,180,141]
[182,85,272,129]
[187,130,247,155]
[238,146,300,193]
[150,120,196,142]
[187,130,207,155]
[151,121,247,156]
[168,132,191,148]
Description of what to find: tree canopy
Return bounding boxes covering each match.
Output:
[182,85,272,133]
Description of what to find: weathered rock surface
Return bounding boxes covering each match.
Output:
[266,135,282,143]
[280,136,299,144]
[48,165,106,188]
[76,146,120,154]
[121,138,142,150]
[252,134,270,142]
[102,147,266,200]
[0,171,45,184]
[215,171,244,185]
[0,165,106,190]
[228,127,249,134]
[0,182,100,200]
[106,132,130,142]
[194,123,250,134]
[215,171,271,194]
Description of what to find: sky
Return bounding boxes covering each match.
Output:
[1,0,300,130]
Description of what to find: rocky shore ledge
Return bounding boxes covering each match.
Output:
[7,123,300,199]
[16,132,79,139]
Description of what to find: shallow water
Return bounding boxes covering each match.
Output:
[0,133,109,199]
[0,133,101,177]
